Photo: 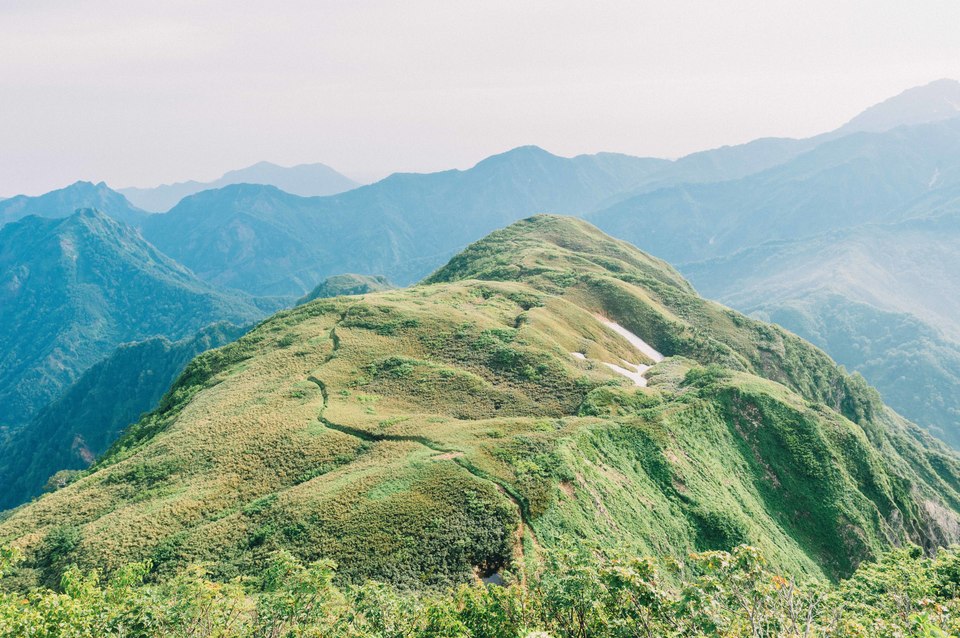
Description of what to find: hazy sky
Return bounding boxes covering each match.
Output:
[2,0,959,195]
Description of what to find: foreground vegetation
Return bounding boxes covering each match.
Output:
[4,543,960,637]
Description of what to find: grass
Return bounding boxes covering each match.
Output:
[3,215,960,590]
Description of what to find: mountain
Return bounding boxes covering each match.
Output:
[0,323,250,511]
[838,78,960,135]
[3,216,958,591]
[683,208,960,445]
[589,117,960,266]
[140,147,670,295]
[0,181,149,228]
[297,274,394,305]
[586,114,960,446]
[0,209,270,431]
[119,162,360,212]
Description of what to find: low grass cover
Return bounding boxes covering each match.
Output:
[3,216,960,634]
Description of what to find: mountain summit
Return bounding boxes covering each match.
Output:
[838,78,960,134]
[0,181,148,228]
[3,215,958,590]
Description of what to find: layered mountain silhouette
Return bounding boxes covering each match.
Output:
[119,161,360,212]
[0,181,148,228]
[0,209,270,431]
[139,148,669,295]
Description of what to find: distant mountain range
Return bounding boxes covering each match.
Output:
[139,148,669,295]
[118,161,360,212]
[0,181,148,228]
[0,209,271,432]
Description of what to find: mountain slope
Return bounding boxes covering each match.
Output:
[3,216,958,591]
[0,182,149,228]
[683,208,960,444]
[119,162,360,212]
[838,78,960,134]
[141,147,670,295]
[589,117,960,266]
[0,323,249,512]
[0,210,269,431]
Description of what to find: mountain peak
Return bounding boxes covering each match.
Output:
[426,214,693,293]
[472,145,557,169]
[0,182,147,229]
[839,78,960,134]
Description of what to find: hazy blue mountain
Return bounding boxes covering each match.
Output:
[0,209,270,431]
[678,193,960,445]
[141,147,670,296]
[119,161,360,212]
[0,181,149,228]
[580,83,960,446]
[837,78,960,135]
[297,273,393,305]
[756,294,960,448]
[0,322,249,511]
[589,117,960,265]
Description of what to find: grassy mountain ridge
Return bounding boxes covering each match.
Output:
[0,209,269,431]
[3,216,958,592]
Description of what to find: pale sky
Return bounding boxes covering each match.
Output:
[2,0,959,196]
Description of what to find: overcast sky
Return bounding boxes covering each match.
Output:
[2,0,959,195]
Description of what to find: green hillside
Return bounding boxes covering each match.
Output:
[684,209,960,445]
[0,323,249,511]
[3,216,958,592]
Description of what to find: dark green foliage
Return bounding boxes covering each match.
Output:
[7,543,960,636]
[0,323,248,510]
[688,505,750,551]
[0,209,270,433]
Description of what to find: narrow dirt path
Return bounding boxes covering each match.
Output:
[302,317,539,573]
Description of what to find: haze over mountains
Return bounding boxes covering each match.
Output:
[118,161,360,212]
[0,181,148,228]
[3,78,960,515]
[0,209,269,432]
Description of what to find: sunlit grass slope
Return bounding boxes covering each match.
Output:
[3,215,959,590]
